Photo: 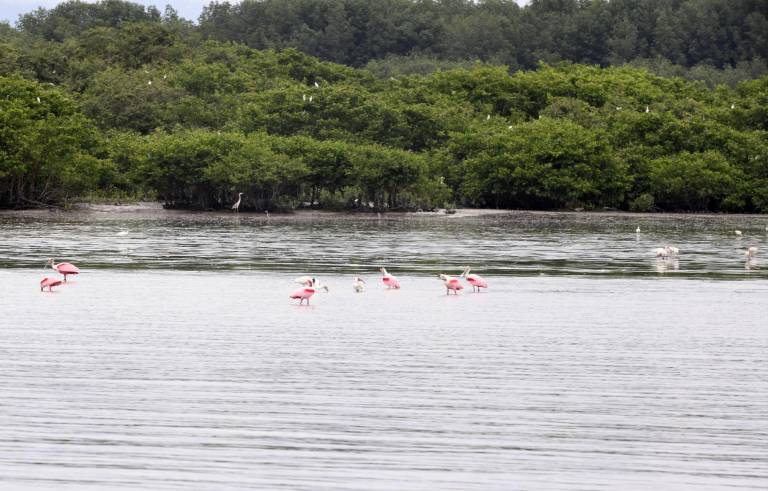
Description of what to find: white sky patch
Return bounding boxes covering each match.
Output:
[0,0,209,24]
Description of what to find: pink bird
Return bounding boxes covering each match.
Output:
[47,258,80,282]
[438,274,463,295]
[40,277,63,292]
[379,267,401,289]
[289,278,329,305]
[461,266,488,292]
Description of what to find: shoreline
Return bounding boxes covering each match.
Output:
[1,202,767,223]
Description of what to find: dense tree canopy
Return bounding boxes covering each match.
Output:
[0,0,767,212]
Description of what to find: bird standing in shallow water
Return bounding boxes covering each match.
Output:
[40,277,62,292]
[461,266,488,292]
[745,247,758,259]
[46,259,80,282]
[438,274,463,295]
[379,267,400,289]
[353,277,365,292]
[231,192,245,213]
[289,278,328,305]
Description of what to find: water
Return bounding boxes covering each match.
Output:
[1,208,767,490]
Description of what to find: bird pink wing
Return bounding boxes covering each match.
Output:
[57,263,80,274]
[468,275,488,288]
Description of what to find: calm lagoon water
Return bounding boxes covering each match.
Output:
[0,208,766,490]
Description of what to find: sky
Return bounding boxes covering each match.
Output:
[0,0,211,24]
[1,0,531,25]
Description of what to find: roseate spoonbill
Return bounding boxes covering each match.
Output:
[461,266,488,292]
[289,279,328,305]
[438,274,463,295]
[353,277,365,292]
[46,259,80,282]
[379,267,400,289]
[745,246,758,259]
[231,192,245,213]
[40,277,62,292]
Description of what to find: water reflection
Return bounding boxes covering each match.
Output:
[0,208,766,279]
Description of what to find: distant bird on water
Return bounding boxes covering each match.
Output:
[46,258,80,282]
[735,230,742,236]
[40,277,63,292]
[231,192,245,213]
[636,226,641,233]
[461,266,488,292]
[745,246,758,259]
[438,274,463,295]
[352,277,365,292]
[289,278,328,305]
[379,267,401,289]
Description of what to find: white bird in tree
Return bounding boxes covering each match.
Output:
[314,81,319,88]
[309,96,313,102]
[731,103,735,109]
[231,192,245,213]
[302,94,306,101]
[645,105,649,113]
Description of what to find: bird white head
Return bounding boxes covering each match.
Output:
[636,226,641,233]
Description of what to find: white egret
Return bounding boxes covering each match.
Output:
[231,192,245,213]
[645,105,649,113]
[735,230,742,236]
[302,94,306,101]
[745,247,758,259]
[314,81,319,88]
[636,226,641,233]
[36,96,41,103]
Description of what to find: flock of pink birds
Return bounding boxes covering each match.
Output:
[288,266,488,305]
[38,258,487,304]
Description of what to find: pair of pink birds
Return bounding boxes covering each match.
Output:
[289,266,487,304]
[40,259,80,292]
[439,266,488,295]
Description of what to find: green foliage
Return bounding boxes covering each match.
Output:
[1,1,768,213]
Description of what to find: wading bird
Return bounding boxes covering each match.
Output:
[231,192,245,213]
[438,274,463,295]
[735,230,742,236]
[654,246,679,258]
[745,246,758,259]
[461,266,488,292]
[289,278,328,305]
[353,277,365,292]
[40,277,63,292]
[636,226,641,233]
[46,259,80,282]
[379,267,401,289]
